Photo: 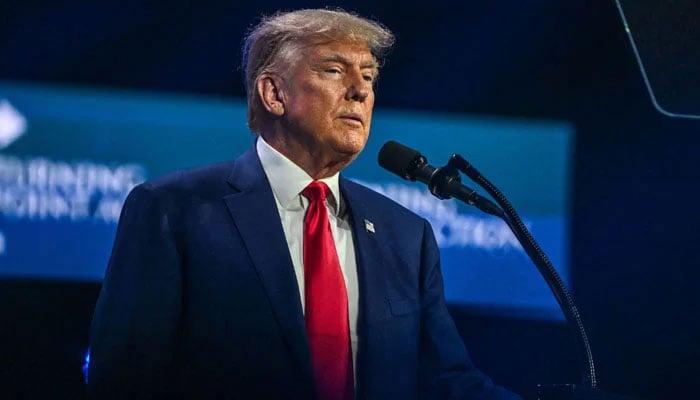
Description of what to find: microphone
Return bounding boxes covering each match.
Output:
[378,141,503,217]
[377,140,437,183]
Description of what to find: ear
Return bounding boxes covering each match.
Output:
[256,74,285,117]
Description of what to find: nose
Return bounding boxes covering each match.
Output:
[345,70,371,102]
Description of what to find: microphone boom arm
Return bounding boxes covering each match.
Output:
[447,153,598,390]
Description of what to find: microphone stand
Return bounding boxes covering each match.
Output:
[430,154,635,400]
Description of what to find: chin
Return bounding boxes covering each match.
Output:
[338,132,368,153]
[327,144,362,169]
[335,143,365,159]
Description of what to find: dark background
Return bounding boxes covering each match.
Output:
[1,1,699,399]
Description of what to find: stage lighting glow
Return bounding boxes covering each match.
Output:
[82,349,90,384]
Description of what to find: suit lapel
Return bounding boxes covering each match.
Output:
[341,178,388,320]
[222,146,314,387]
[340,178,389,397]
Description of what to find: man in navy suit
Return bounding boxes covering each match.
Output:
[88,8,522,400]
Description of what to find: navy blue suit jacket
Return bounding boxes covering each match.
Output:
[88,145,521,399]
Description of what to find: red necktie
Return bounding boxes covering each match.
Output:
[302,181,354,400]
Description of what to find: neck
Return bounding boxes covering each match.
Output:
[260,132,351,179]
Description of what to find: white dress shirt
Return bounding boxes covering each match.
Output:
[256,137,359,377]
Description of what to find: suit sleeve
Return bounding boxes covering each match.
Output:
[417,219,522,400]
[87,183,182,399]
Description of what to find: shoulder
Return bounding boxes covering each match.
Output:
[144,160,237,197]
[138,145,260,202]
[119,160,237,218]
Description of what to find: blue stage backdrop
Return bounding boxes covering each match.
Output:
[0,80,574,320]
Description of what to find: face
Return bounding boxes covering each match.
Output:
[277,40,378,174]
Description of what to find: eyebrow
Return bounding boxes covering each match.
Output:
[319,54,379,70]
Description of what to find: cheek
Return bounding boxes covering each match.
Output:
[365,98,375,132]
[290,99,330,130]
[301,87,336,121]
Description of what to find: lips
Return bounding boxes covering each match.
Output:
[338,113,364,125]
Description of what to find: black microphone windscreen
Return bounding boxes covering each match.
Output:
[377,141,423,179]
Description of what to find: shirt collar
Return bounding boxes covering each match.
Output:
[256,136,342,215]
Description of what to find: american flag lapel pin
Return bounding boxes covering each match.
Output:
[363,219,375,233]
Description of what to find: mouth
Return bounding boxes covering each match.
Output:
[338,113,364,126]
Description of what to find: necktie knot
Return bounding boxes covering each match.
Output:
[302,181,330,203]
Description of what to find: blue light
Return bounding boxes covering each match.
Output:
[82,349,90,384]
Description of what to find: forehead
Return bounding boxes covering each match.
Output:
[300,40,378,68]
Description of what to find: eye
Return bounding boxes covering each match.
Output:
[325,67,342,74]
[363,74,375,83]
